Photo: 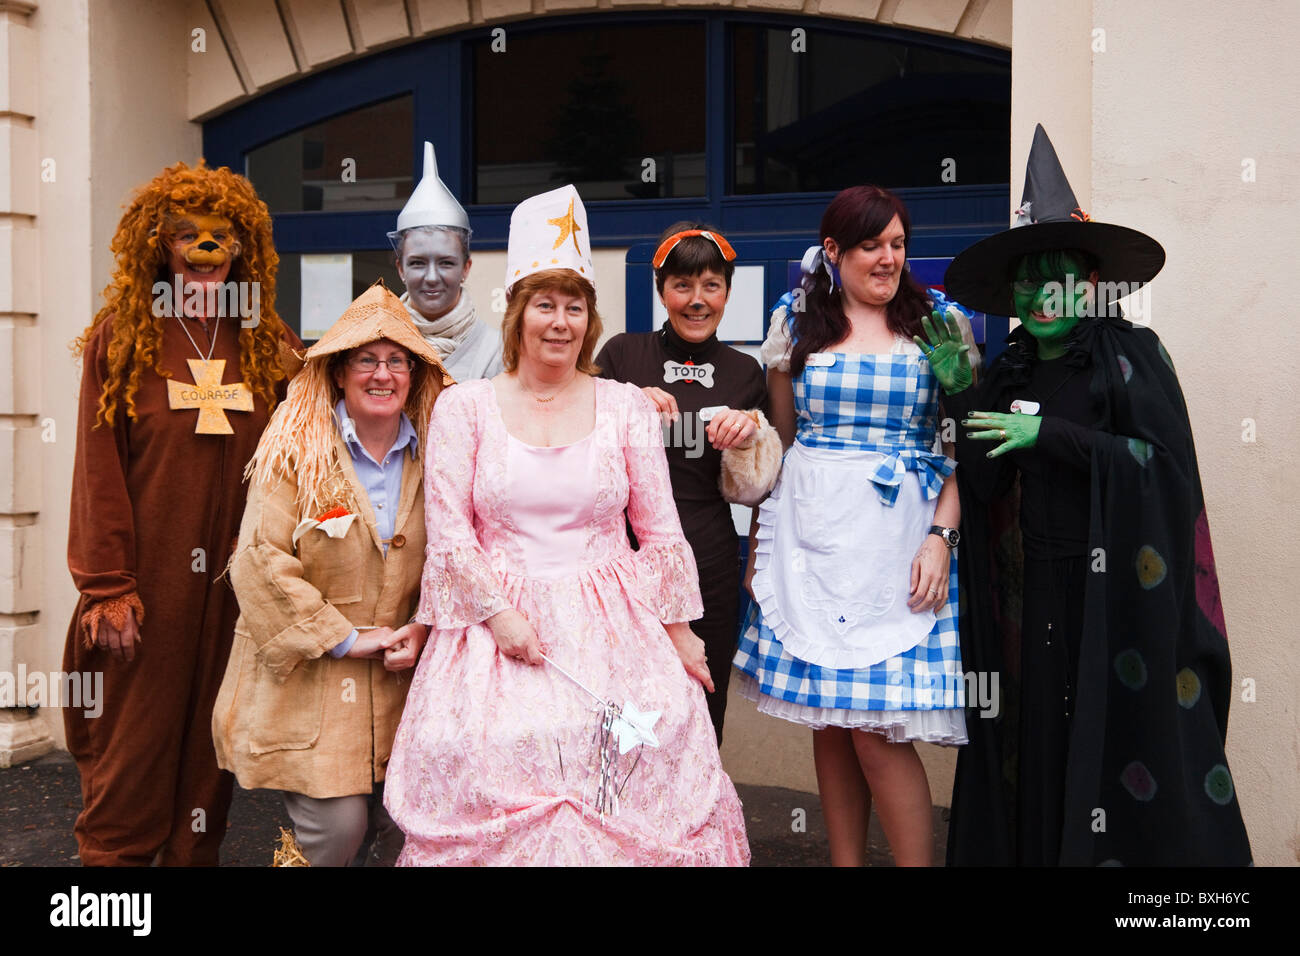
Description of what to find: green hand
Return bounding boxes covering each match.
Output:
[963,410,1041,458]
[914,308,973,395]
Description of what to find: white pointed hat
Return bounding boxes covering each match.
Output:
[505,184,593,291]
[391,141,470,236]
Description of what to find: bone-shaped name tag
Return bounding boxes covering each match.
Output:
[663,360,715,388]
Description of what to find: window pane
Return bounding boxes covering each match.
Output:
[247,95,414,212]
[472,24,706,202]
[276,250,403,341]
[733,26,1010,193]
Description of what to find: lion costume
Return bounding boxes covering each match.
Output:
[63,160,302,866]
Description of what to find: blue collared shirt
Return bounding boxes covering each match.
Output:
[329,398,419,659]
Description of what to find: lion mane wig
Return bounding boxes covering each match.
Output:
[75,160,289,426]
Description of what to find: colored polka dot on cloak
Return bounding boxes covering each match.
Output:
[1193,507,1228,639]
[1127,438,1153,466]
[1117,354,1133,382]
[1121,761,1158,801]
[1135,545,1167,589]
[1114,648,1148,690]
[1176,667,1202,708]
[1204,765,1234,806]
[1158,341,1175,371]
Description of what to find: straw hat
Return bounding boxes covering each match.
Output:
[303,279,450,370]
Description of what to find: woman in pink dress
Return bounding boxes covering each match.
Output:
[384,185,750,865]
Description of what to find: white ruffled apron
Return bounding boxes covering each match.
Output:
[752,441,939,670]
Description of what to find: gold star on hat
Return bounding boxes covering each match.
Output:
[548,197,582,254]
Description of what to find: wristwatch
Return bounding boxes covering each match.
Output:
[929,525,960,549]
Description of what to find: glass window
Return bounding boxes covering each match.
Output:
[471,23,706,203]
[246,95,414,213]
[732,26,1009,193]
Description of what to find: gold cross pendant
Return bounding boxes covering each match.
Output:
[166,358,254,435]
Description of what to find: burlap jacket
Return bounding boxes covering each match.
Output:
[213,432,426,798]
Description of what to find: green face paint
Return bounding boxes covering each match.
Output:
[1012,251,1093,358]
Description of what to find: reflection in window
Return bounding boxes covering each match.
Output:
[733,26,1009,193]
[472,24,706,202]
[246,95,414,213]
[276,250,403,341]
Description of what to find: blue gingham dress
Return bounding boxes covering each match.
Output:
[733,319,967,743]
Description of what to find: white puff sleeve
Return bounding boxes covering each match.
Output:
[760,305,795,372]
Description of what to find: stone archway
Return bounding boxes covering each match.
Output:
[189,0,1011,120]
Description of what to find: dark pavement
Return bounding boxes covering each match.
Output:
[1,750,948,867]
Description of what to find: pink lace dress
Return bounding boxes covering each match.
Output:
[384,377,750,866]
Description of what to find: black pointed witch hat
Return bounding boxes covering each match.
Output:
[944,124,1165,316]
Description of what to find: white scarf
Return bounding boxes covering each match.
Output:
[399,287,478,362]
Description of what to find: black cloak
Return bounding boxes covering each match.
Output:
[945,316,1252,866]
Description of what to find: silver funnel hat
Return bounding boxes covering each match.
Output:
[388,141,470,247]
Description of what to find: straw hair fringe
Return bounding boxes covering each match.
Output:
[244,361,342,517]
[272,827,310,867]
[410,367,439,460]
[245,357,441,518]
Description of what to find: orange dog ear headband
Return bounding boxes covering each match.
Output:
[651,229,738,270]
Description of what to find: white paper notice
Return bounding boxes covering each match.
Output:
[300,253,353,341]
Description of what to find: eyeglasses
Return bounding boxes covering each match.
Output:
[347,354,413,373]
[1013,278,1077,295]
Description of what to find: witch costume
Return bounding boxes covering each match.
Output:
[942,125,1251,866]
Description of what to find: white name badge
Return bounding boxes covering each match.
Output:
[698,405,728,422]
[806,353,837,367]
[1010,399,1041,415]
[663,360,715,388]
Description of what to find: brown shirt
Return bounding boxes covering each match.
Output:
[597,326,768,567]
[67,313,299,619]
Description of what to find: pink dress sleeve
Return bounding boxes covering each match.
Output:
[416,383,512,629]
[619,384,704,624]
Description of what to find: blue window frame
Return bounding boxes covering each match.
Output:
[204,11,1011,353]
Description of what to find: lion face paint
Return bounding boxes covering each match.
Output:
[161,212,241,289]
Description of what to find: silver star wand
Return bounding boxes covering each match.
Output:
[541,653,661,822]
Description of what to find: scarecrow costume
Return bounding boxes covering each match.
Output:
[941,125,1251,866]
[64,161,300,866]
[213,280,451,867]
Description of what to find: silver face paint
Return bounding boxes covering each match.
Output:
[397,228,469,320]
